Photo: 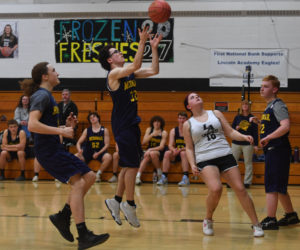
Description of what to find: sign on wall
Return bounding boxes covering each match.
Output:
[209,49,288,87]
[54,18,174,63]
[0,21,18,59]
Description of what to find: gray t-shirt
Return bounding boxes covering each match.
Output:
[30,89,50,114]
[266,98,289,122]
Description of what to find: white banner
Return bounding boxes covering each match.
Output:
[209,49,288,87]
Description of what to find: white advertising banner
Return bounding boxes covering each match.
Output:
[209,49,288,87]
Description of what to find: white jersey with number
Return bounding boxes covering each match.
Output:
[189,110,232,163]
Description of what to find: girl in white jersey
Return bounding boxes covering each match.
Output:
[183,93,264,237]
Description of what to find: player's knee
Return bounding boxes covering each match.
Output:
[17,151,25,157]
[164,150,172,159]
[105,153,113,162]
[180,151,186,158]
[149,151,158,158]
[209,185,223,196]
[0,151,8,158]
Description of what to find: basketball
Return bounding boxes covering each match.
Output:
[0,47,12,57]
[148,0,171,24]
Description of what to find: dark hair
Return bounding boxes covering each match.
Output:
[87,112,100,124]
[184,93,192,112]
[19,62,49,96]
[178,111,188,118]
[17,95,30,110]
[1,24,16,43]
[150,115,165,130]
[8,119,18,126]
[98,45,114,71]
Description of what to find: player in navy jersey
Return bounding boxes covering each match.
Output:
[76,112,112,182]
[99,26,162,227]
[135,115,168,185]
[20,62,109,250]
[258,75,299,229]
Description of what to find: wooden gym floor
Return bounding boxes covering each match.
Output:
[0,181,300,250]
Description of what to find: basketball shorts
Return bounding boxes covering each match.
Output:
[197,154,237,172]
[83,149,107,164]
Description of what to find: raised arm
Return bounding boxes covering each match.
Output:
[76,128,87,153]
[134,33,163,78]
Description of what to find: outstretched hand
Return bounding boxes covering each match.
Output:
[65,112,78,128]
[138,26,150,43]
[150,33,163,49]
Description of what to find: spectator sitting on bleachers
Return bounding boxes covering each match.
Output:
[136,115,168,185]
[14,95,31,140]
[0,119,26,181]
[157,112,190,186]
[75,112,112,182]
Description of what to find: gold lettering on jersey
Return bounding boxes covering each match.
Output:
[53,106,59,115]
[89,136,103,141]
[175,139,185,144]
[261,114,270,121]
[150,138,161,144]
[239,120,250,131]
[124,80,136,91]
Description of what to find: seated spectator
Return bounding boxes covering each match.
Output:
[0,119,26,181]
[14,95,31,140]
[75,112,112,182]
[58,89,78,146]
[108,143,119,183]
[136,115,168,185]
[157,112,190,186]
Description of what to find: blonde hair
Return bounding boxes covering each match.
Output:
[240,100,251,114]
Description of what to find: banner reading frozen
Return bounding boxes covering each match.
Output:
[54,18,174,63]
[0,21,18,59]
[209,49,288,87]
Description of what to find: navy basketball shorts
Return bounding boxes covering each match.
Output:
[35,145,92,183]
[83,149,107,164]
[264,147,291,194]
[197,154,238,172]
[114,125,143,168]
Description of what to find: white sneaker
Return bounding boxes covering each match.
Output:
[96,171,101,183]
[203,219,214,236]
[120,202,140,228]
[253,224,264,237]
[32,175,39,182]
[108,175,118,183]
[135,176,142,185]
[105,198,122,225]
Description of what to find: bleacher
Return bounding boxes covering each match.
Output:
[1,91,300,184]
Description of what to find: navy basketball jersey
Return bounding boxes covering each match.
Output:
[107,73,140,134]
[31,88,60,151]
[148,127,162,149]
[7,128,21,145]
[174,127,185,149]
[260,99,290,149]
[86,126,105,153]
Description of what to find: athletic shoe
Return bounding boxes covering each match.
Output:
[260,217,279,230]
[244,184,250,189]
[32,175,39,182]
[135,176,142,185]
[252,224,264,237]
[0,175,5,181]
[120,202,140,228]
[157,175,168,185]
[49,211,74,242]
[108,175,118,183]
[178,175,190,186]
[96,171,101,183]
[203,219,214,236]
[105,198,122,225]
[77,231,109,250]
[152,173,158,183]
[278,212,300,226]
[15,175,25,181]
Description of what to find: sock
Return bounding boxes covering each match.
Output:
[163,172,168,177]
[136,172,141,178]
[183,171,189,177]
[97,170,102,175]
[61,203,72,217]
[76,222,88,238]
[114,195,122,203]
[0,169,4,176]
[127,200,136,207]
[21,170,25,177]
[35,173,39,177]
[157,168,162,176]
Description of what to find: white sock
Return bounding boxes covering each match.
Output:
[157,168,162,176]
[136,172,141,178]
[97,170,102,175]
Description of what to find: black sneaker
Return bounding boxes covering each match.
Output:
[49,211,74,242]
[260,217,279,230]
[77,231,109,250]
[15,175,25,181]
[278,212,300,226]
[244,184,250,189]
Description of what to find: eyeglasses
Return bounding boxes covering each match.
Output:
[109,50,121,57]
